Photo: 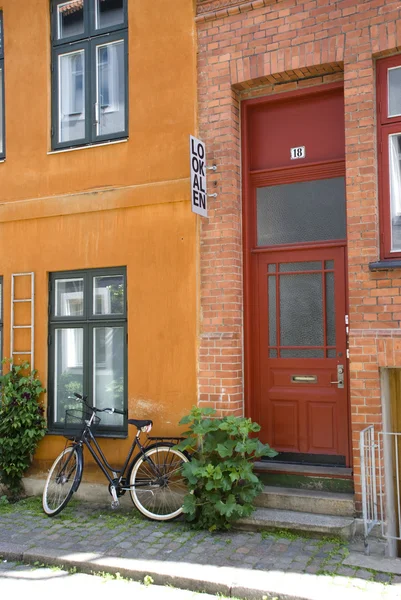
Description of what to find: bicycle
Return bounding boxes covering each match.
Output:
[42,393,190,521]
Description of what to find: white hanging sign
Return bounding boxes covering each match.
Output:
[190,135,208,218]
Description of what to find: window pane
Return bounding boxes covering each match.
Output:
[325,271,336,347]
[389,67,401,118]
[96,40,125,137]
[279,262,322,272]
[57,0,85,40]
[58,50,86,143]
[268,275,276,347]
[93,327,124,426]
[257,177,346,246]
[280,272,324,350]
[55,278,84,317]
[0,66,3,155]
[95,0,124,29]
[93,274,124,315]
[281,349,325,358]
[389,134,401,252]
[54,328,84,422]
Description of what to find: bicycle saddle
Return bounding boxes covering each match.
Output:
[128,419,153,429]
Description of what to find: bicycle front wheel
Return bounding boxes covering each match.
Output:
[42,446,81,517]
[129,444,189,521]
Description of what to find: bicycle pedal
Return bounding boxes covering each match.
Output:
[111,500,120,509]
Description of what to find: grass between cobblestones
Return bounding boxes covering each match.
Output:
[0,496,399,592]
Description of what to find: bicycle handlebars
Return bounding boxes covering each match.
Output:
[73,392,127,416]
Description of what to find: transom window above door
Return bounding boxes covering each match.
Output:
[256,176,346,248]
[51,0,128,150]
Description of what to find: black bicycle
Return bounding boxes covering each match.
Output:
[42,393,190,520]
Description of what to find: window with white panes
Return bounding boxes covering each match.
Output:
[51,0,128,150]
[48,267,127,435]
[377,55,401,259]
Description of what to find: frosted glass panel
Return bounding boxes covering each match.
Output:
[257,177,346,246]
[281,349,324,358]
[279,273,323,350]
[389,67,401,117]
[268,275,276,346]
[325,272,336,347]
[279,262,321,272]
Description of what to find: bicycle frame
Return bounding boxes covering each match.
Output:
[66,423,184,495]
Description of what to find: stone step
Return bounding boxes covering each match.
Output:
[254,485,355,517]
[235,507,356,540]
[254,461,354,493]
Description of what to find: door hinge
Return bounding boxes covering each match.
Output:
[346,348,350,359]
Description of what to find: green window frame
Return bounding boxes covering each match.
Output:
[51,0,128,150]
[0,12,5,160]
[48,267,128,436]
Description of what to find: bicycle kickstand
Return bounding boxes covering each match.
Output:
[110,485,120,509]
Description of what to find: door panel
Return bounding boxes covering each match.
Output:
[256,246,349,463]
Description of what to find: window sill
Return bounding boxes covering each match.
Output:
[369,260,401,271]
[46,429,128,439]
[48,137,128,155]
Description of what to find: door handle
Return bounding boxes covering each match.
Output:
[330,365,344,388]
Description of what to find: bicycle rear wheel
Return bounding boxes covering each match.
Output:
[129,444,189,521]
[42,446,81,516]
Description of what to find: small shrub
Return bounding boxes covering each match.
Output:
[0,360,47,498]
[176,406,277,531]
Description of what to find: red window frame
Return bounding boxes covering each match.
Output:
[377,54,401,259]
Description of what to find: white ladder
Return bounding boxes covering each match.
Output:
[10,272,35,369]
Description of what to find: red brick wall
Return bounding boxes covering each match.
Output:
[196,0,401,502]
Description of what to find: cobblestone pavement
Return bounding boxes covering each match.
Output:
[0,497,400,599]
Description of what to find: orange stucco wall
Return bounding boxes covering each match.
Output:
[0,0,198,474]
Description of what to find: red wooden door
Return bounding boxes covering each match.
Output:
[242,84,349,466]
[255,246,349,463]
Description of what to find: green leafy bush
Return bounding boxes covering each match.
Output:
[0,360,47,498]
[176,406,277,531]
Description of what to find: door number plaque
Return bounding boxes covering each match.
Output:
[290,146,306,160]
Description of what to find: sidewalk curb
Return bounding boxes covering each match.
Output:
[0,542,389,600]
